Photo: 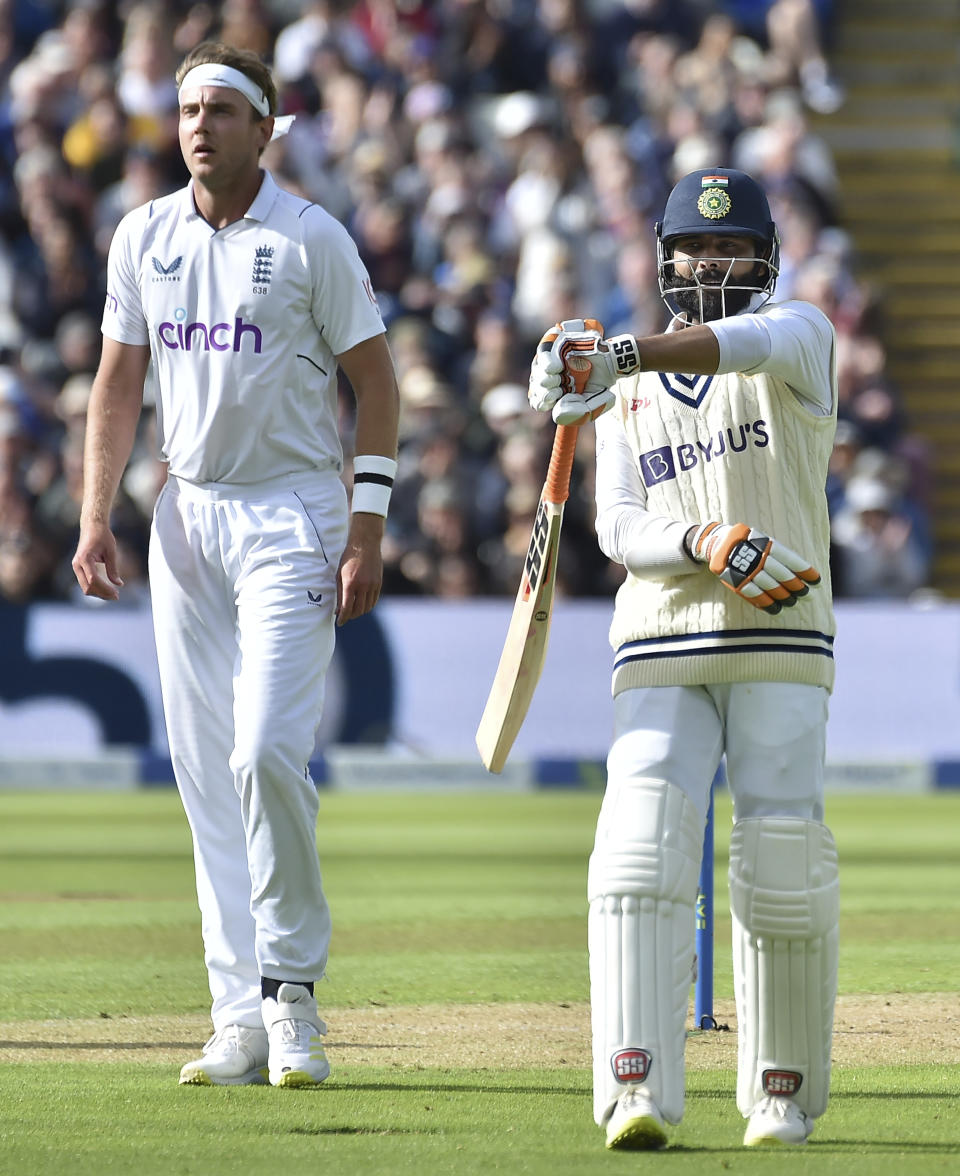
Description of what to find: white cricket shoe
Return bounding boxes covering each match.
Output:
[178,1024,269,1086]
[263,982,330,1088]
[744,1096,813,1146]
[605,1086,668,1150]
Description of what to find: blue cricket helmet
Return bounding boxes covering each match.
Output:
[656,168,780,320]
[657,168,776,246]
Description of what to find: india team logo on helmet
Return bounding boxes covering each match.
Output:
[659,167,774,243]
[697,175,732,220]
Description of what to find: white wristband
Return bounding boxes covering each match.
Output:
[352,454,397,517]
[606,334,642,377]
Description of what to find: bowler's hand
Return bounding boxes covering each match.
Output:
[336,513,384,625]
[72,522,124,601]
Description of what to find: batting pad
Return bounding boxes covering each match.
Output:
[729,817,839,1120]
[587,779,702,1126]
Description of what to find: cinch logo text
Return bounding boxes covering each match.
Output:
[637,419,769,487]
[158,316,263,354]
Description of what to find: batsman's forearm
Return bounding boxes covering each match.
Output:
[633,324,721,375]
[80,380,143,527]
[599,506,700,580]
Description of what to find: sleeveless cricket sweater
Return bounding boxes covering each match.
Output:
[608,365,837,694]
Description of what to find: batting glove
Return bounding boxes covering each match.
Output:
[688,521,822,614]
[528,319,619,425]
[545,323,643,393]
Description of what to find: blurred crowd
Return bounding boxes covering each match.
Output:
[0,0,934,606]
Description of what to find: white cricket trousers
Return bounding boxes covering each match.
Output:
[608,681,830,827]
[149,469,348,1030]
[590,681,831,1126]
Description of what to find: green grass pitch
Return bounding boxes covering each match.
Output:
[0,787,958,1174]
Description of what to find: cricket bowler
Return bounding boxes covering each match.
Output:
[72,41,399,1088]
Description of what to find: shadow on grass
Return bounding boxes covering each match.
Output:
[325,1082,591,1096]
[0,1039,421,1051]
[0,1040,199,1050]
[287,1126,442,1137]
[811,1142,960,1153]
[693,1083,960,1103]
[659,1143,960,1155]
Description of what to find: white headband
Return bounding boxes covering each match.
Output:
[178,63,295,140]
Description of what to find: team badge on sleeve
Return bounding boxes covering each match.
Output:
[362,277,379,309]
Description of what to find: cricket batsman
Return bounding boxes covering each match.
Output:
[527,167,839,1148]
[73,41,399,1087]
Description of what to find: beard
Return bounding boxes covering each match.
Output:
[662,263,768,322]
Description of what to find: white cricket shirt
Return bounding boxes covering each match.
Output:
[102,170,385,483]
[595,298,838,693]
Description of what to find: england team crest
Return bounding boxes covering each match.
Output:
[252,245,275,288]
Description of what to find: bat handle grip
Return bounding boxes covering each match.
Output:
[544,425,579,505]
[543,355,592,504]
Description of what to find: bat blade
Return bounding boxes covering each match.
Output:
[475,345,595,774]
[475,495,564,773]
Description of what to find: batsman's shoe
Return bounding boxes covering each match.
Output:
[178,1024,269,1086]
[743,1096,813,1147]
[605,1087,668,1150]
[263,983,330,1088]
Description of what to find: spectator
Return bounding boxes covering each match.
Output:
[717,1,843,112]
[825,417,862,516]
[763,0,844,113]
[115,4,179,152]
[0,523,58,603]
[831,475,929,599]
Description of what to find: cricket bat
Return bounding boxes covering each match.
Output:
[476,353,593,773]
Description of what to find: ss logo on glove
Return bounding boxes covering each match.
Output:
[729,543,761,577]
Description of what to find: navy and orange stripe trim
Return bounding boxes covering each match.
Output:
[614,627,834,669]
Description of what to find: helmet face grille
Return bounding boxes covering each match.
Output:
[656,232,780,322]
